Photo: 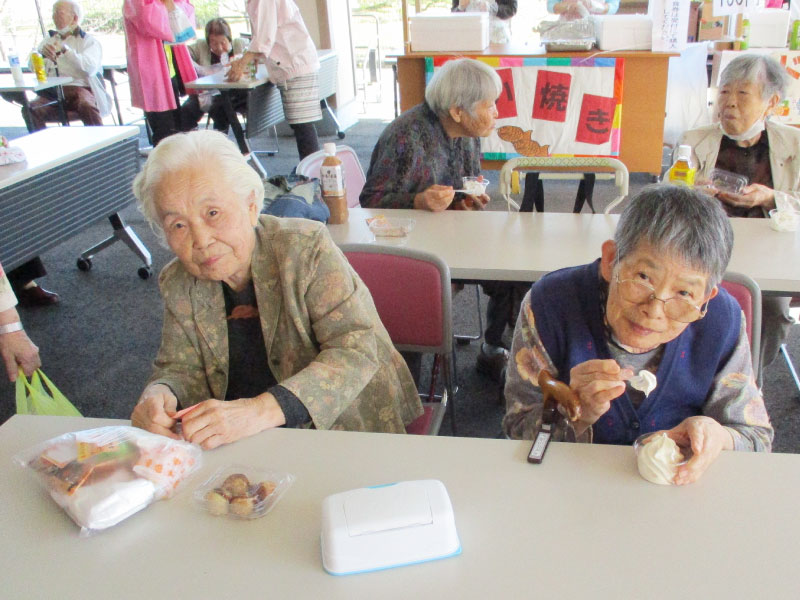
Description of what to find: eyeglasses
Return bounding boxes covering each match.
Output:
[614,273,709,323]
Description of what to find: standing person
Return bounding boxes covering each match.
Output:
[29,0,110,130]
[0,261,41,382]
[179,18,249,133]
[123,0,196,146]
[226,0,321,160]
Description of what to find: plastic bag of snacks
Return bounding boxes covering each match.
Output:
[14,426,202,535]
[194,465,295,520]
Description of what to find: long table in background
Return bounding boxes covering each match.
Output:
[327,208,800,294]
[0,126,152,278]
[1,414,798,599]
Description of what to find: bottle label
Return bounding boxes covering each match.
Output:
[321,164,345,195]
[9,55,20,68]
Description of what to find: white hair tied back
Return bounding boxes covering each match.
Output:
[132,130,265,237]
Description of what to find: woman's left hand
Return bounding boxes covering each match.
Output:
[716,183,775,210]
[666,416,734,485]
[180,394,286,450]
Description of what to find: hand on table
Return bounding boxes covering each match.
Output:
[226,57,248,82]
[180,394,286,450]
[716,183,775,210]
[0,330,40,382]
[454,193,490,211]
[666,416,733,485]
[131,383,180,440]
[414,184,456,212]
[568,359,633,434]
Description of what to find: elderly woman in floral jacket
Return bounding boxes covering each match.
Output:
[130,130,422,449]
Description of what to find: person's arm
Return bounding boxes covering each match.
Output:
[123,0,194,43]
[275,227,382,430]
[0,265,40,382]
[700,314,774,451]
[56,34,103,78]
[246,0,280,58]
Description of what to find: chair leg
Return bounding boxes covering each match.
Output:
[455,285,483,345]
[781,344,800,393]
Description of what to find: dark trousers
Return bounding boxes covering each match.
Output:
[291,122,320,160]
[31,86,103,129]
[145,109,181,146]
[481,281,528,348]
[7,257,47,292]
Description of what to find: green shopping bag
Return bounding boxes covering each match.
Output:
[16,369,82,416]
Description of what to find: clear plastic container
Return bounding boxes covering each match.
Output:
[194,465,294,519]
[366,216,416,238]
[633,433,690,486]
[709,168,748,195]
[459,176,489,196]
[768,209,800,232]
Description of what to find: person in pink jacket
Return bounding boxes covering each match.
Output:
[227,0,322,159]
[123,0,196,145]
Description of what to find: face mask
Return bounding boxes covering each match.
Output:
[720,118,765,142]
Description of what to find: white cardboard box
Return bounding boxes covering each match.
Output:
[593,15,653,51]
[748,9,790,48]
[409,12,489,52]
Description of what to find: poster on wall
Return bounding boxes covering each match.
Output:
[650,0,691,52]
[425,56,625,160]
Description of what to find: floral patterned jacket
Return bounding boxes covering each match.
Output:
[148,216,423,433]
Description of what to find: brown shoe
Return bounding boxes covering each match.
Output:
[476,346,508,383]
[17,285,60,307]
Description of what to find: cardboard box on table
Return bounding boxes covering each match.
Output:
[698,1,730,41]
[409,12,489,52]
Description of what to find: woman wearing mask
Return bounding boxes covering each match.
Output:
[679,54,800,379]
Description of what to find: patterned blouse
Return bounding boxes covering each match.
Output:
[502,289,774,451]
[359,103,481,209]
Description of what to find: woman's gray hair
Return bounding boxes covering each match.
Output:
[720,54,789,101]
[425,58,501,118]
[614,185,733,290]
[133,130,264,237]
[54,0,83,24]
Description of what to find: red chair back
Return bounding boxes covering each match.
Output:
[719,272,762,379]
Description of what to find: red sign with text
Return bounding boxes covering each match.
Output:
[532,70,571,122]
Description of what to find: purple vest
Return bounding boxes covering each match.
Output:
[529,260,741,445]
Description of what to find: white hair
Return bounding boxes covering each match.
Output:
[133,130,265,237]
[425,58,501,118]
[54,0,83,24]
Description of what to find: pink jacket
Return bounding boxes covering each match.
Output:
[246,0,319,84]
[123,0,196,112]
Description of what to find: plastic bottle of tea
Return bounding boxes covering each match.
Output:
[320,143,348,224]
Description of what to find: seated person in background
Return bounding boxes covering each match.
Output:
[131,130,422,449]
[548,0,618,19]
[360,58,524,382]
[29,0,110,130]
[680,54,800,378]
[0,261,41,381]
[503,185,773,485]
[179,18,249,134]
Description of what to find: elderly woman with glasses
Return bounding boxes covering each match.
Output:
[503,185,773,484]
[130,130,422,449]
[680,54,799,378]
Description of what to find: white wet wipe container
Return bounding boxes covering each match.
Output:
[320,479,461,575]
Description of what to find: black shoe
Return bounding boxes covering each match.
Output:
[16,285,60,307]
[476,347,508,383]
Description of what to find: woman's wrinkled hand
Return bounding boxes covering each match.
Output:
[666,416,734,485]
[226,57,247,82]
[414,185,455,212]
[716,183,775,210]
[1,330,40,382]
[568,359,632,433]
[180,394,286,450]
[131,384,179,439]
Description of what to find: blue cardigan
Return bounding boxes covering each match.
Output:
[529,260,741,445]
